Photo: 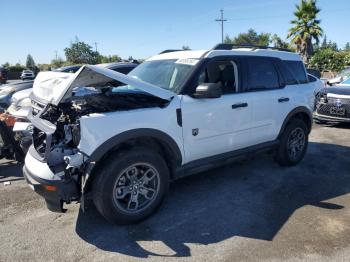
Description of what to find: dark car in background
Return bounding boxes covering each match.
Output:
[314,85,350,124]
[0,68,8,84]
[100,61,139,73]
[53,65,82,73]
[52,62,139,74]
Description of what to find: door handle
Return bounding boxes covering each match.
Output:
[278,97,290,103]
[232,102,248,109]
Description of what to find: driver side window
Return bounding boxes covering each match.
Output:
[197,60,240,94]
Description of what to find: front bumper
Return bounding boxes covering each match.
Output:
[313,112,350,123]
[21,75,34,79]
[23,146,80,212]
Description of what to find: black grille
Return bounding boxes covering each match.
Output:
[316,98,350,119]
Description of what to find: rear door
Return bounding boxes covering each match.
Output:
[242,57,290,144]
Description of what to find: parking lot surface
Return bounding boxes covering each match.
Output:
[0,80,23,86]
[1,123,350,262]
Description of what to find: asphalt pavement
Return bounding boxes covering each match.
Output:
[0,123,350,262]
[0,80,23,86]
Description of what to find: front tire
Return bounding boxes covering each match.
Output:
[92,147,170,224]
[275,118,308,166]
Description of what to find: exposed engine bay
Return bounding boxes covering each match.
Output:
[32,87,169,174]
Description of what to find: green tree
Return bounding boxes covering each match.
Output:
[1,62,10,68]
[26,54,36,70]
[99,54,122,63]
[327,41,338,51]
[64,40,100,64]
[345,42,350,51]
[309,48,348,72]
[288,0,323,63]
[320,35,338,51]
[99,55,110,63]
[51,57,65,68]
[110,55,121,62]
[321,35,328,49]
[271,34,290,49]
[37,64,52,71]
[7,63,26,73]
[224,29,270,46]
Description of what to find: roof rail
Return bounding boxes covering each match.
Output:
[159,49,184,54]
[212,44,292,52]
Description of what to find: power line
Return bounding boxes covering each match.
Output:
[215,9,227,43]
[94,42,98,53]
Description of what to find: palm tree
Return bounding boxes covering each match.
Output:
[288,0,323,64]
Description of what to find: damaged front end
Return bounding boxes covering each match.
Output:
[24,65,173,212]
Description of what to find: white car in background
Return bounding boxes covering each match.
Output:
[20,70,35,80]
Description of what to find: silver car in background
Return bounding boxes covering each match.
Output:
[20,70,35,80]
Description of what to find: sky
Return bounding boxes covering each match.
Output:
[1,0,349,65]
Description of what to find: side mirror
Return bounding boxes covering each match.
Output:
[193,83,222,99]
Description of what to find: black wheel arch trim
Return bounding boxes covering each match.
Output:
[278,106,313,137]
[86,128,183,166]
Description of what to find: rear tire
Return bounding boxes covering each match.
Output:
[275,118,308,166]
[92,147,170,224]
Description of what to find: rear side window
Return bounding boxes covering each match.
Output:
[284,61,308,84]
[246,57,280,91]
[277,61,298,85]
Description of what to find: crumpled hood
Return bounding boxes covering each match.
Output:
[32,71,73,104]
[32,65,175,105]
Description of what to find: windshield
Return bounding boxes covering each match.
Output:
[337,67,350,79]
[342,78,350,85]
[128,59,199,92]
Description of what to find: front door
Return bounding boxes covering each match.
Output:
[180,58,252,164]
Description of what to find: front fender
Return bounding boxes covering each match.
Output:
[86,128,182,165]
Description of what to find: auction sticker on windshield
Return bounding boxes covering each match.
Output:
[175,58,199,66]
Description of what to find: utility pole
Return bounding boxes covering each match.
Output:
[54,50,58,60]
[94,42,98,53]
[215,9,227,43]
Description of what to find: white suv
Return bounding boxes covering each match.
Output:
[23,45,315,224]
